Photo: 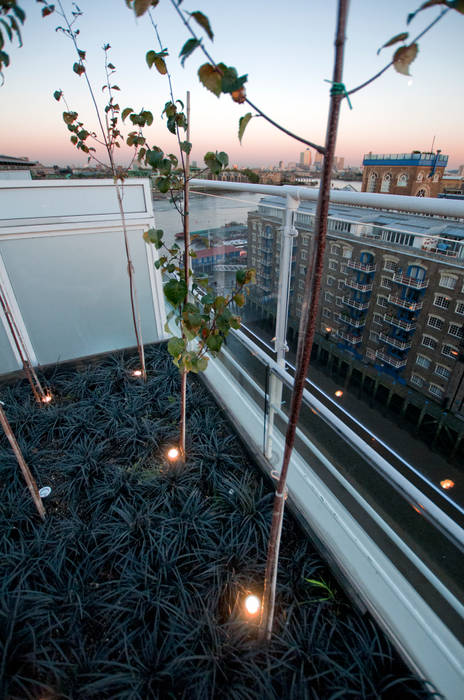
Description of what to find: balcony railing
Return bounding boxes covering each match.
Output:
[343,295,370,311]
[376,349,408,368]
[347,260,376,273]
[338,329,363,345]
[338,312,366,328]
[378,332,412,350]
[388,295,423,311]
[345,278,373,292]
[393,272,429,289]
[383,313,416,332]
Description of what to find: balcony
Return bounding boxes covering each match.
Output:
[1,178,463,700]
[338,329,363,345]
[393,272,429,289]
[378,332,412,350]
[376,349,408,368]
[342,295,370,311]
[338,312,366,328]
[345,277,373,292]
[388,295,423,311]
[383,313,416,332]
[346,259,376,273]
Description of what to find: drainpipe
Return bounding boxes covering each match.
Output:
[265,194,299,459]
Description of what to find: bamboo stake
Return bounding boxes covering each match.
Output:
[259,0,350,641]
[179,90,191,459]
[0,402,45,519]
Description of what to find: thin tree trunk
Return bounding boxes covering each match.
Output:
[0,282,46,403]
[259,0,350,641]
[179,91,191,460]
[115,183,147,380]
[0,403,45,519]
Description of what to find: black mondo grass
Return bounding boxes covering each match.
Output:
[0,343,433,699]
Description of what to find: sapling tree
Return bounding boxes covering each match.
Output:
[41,0,148,379]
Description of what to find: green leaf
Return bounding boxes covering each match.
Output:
[167,336,186,358]
[146,50,156,68]
[233,293,245,307]
[164,278,187,306]
[236,269,246,284]
[133,0,158,17]
[221,66,248,94]
[238,112,252,144]
[393,43,418,75]
[190,11,214,40]
[157,177,171,194]
[201,293,214,306]
[377,32,409,54]
[196,357,208,372]
[217,151,228,167]
[230,315,241,330]
[141,110,153,125]
[143,228,164,248]
[180,141,192,154]
[206,334,223,353]
[70,135,78,145]
[146,148,164,169]
[108,62,115,69]
[53,90,62,101]
[73,62,85,76]
[121,107,133,121]
[407,0,449,24]
[198,63,222,97]
[179,38,201,67]
[78,49,86,60]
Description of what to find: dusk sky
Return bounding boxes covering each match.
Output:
[1,0,463,169]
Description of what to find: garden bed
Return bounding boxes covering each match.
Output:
[1,343,431,699]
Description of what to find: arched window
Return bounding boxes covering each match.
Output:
[380,173,392,193]
[397,173,408,187]
[407,265,426,280]
[417,172,424,182]
[367,171,378,192]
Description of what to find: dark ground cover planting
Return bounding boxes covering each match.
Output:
[0,343,433,699]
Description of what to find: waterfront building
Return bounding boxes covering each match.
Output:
[247,196,464,418]
[361,151,449,197]
[299,149,312,169]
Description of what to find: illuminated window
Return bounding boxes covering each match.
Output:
[434,294,450,310]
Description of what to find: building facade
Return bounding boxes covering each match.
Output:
[361,152,449,197]
[247,197,464,418]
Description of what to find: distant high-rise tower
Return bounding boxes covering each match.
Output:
[299,149,312,169]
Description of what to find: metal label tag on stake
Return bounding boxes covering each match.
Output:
[39,486,52,498]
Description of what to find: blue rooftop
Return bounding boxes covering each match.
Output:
[363,152,448,167]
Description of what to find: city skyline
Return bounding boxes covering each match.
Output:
[1,0,463,169]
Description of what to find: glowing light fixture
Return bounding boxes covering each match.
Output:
[132,369,142,377]
[440,479,455,490]
[244,594,260,615]
[325,327,332,333]
[42,394,52,403]
[334,390,343,398]
[167,447,180,461]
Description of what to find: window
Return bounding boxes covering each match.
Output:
[297,294,303,304]
[422,335,437,350]
[377,295,388,308]
[381,276,393,290]
[328,259,338,271]
[383,259,397,272]
[442,344,459,359]
[367,171,378,192]
[416,354,431,369]
[380,173,392,193]
[435,364,451,380]
[434,294,450,310]
[417,172,424,182]
[301,236,309,246]
[338,279,345,290]
[373,313,383,326]
[448,323,464,339]
[429,384,443,399]
[325,292,334,303]
[427,315,444,331]
[330,244,340,255]
[456,301,464,315]
[440,274,457,290]
[327,276,335,287]
[397,173,408,187]
[298,279,305,290]
[366,348,376,360]
[342,247,352,259]
[301,250,307,260]
[410,374,424,387]
[336,296,343,308]
[323,308,331,319]
[369,331,379,342]
[340,264,348,274]
[299,265,306,275]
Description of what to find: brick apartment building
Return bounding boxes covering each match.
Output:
[247,197,464,422]
[361,152,448,197]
